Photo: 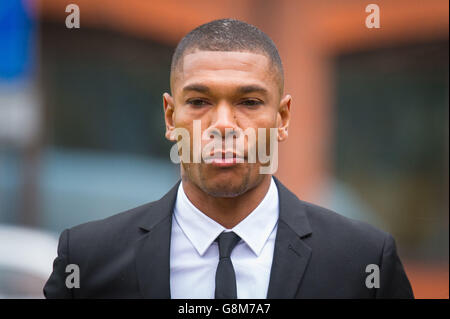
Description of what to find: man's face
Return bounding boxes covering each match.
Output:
[163,50,290,197]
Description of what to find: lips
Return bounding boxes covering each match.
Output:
[203,151,245,167]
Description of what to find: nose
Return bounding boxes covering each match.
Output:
[209,102,238,138]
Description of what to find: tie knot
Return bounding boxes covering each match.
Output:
[216,231,241,259]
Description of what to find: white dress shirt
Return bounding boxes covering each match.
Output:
[170,177,279,299]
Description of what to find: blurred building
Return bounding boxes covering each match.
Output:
[0,0,448,298]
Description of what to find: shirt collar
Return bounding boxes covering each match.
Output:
[173,177,279,257]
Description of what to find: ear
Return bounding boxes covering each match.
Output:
[276,94,291,142]
[163,93,176,141]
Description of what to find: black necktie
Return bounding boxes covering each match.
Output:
[215,231,241,299]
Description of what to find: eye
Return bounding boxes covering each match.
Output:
[239,99,263,107]
[186,99,210,107]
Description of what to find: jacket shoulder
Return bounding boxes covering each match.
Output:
[62,199,165,265]
[69,200,157,238]
[300,199,390,254]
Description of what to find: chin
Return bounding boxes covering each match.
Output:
[183,162,259,198]
[200,175,250,198]
[202,184,247,198]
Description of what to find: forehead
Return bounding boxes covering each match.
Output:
[173,50,277,93]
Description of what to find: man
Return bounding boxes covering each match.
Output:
[44,18,414,299]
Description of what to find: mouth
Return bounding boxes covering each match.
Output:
[203,151,245,168]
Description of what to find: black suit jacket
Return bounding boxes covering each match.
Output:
[44,178,414,298]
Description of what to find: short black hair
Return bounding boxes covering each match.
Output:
[170,18,284,94]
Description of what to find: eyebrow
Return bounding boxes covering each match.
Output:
[237,85,268,95]
[182,84,210,94]
[182,83,268,95]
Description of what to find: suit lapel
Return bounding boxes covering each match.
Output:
[135,181,180,298]
[267,178,313,298]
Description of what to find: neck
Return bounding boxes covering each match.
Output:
[181,174,272,229]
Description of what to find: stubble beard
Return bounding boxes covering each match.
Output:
[181,162,261,198]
